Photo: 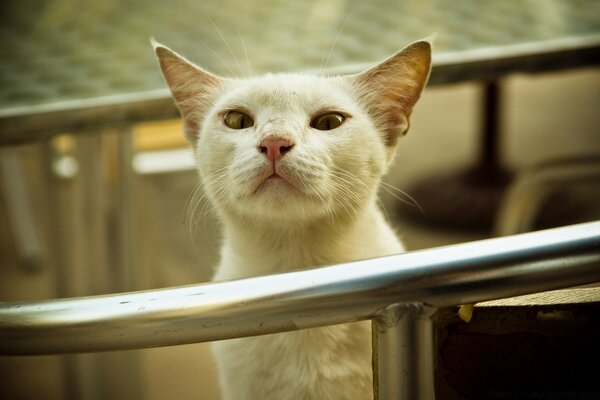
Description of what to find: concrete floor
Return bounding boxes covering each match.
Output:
[1,67,599,400]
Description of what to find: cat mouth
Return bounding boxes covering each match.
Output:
[254,171,299,193]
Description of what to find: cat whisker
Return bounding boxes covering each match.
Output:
[380,181,421,207]
[197,38,237,77]
[209,16,245,78]
[330,192,357,222]
[294,173,342,227]
[331,171,371,205]
[316,192,337,224]
[185,183,204,224]
[330,170,376,224]
[290,166,348,226]
[326,179,361,223]
[320,0,360,72]
[320,195,340,227]
[185,182,218,253]
[380,182,427,219]
[202,166,237,212]
[235,25,252,77]
[377,197,391,221]
[190,184,218,224]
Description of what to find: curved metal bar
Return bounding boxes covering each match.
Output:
[495,157,600,236]
[1,221,599,355]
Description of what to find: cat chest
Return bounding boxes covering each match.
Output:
[214,321,372,376]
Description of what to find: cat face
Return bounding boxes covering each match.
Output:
[154,41,431,224]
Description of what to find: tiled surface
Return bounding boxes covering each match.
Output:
[1,0,599,109]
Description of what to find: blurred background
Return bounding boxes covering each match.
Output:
[1,0,599,399]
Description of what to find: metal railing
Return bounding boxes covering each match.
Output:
[496,157,600,236]
[1,221,600,399]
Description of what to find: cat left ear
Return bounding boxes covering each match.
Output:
[350,40,432,147]
[152,39,223,143]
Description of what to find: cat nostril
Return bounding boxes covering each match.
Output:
[258,138,294,161]
[280,145,292,154]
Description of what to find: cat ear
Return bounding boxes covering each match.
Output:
[152,39,223,143]
[350,40,431,147]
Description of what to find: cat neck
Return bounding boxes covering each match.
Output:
[215,199,403,280]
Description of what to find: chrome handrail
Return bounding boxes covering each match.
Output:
[1,221,598,356]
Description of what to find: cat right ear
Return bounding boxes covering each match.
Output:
[152,39,223,143]
[349,40,432,148]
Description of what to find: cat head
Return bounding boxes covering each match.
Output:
[153,40,431,225]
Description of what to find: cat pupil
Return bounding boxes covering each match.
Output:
[311,113,344,131]
[224,111,254,129]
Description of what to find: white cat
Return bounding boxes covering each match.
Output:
[154,39,431,400]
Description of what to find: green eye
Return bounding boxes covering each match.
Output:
[310,112,345,131]
[224,111,254,129]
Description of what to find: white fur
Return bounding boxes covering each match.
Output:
[155,40,431,400]
[207,74,402,400]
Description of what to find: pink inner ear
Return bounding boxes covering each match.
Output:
[353,41,431,145]
[155,45,223,143]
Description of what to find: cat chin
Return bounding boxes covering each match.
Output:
[254,176,295,194]
[228,192,332,224]
[253,185,319,210]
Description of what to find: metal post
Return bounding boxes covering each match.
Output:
[481,80,501,169]
[48,128,141,400]
[373,303,437,400]
[0,147,44,271]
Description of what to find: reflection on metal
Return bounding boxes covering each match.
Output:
[1,221,599,356]
[496,157,600,236]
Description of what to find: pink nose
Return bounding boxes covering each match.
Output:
[258,138,294,161]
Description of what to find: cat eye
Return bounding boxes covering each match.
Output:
[224,111,254,129]
[310,112,345,131]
